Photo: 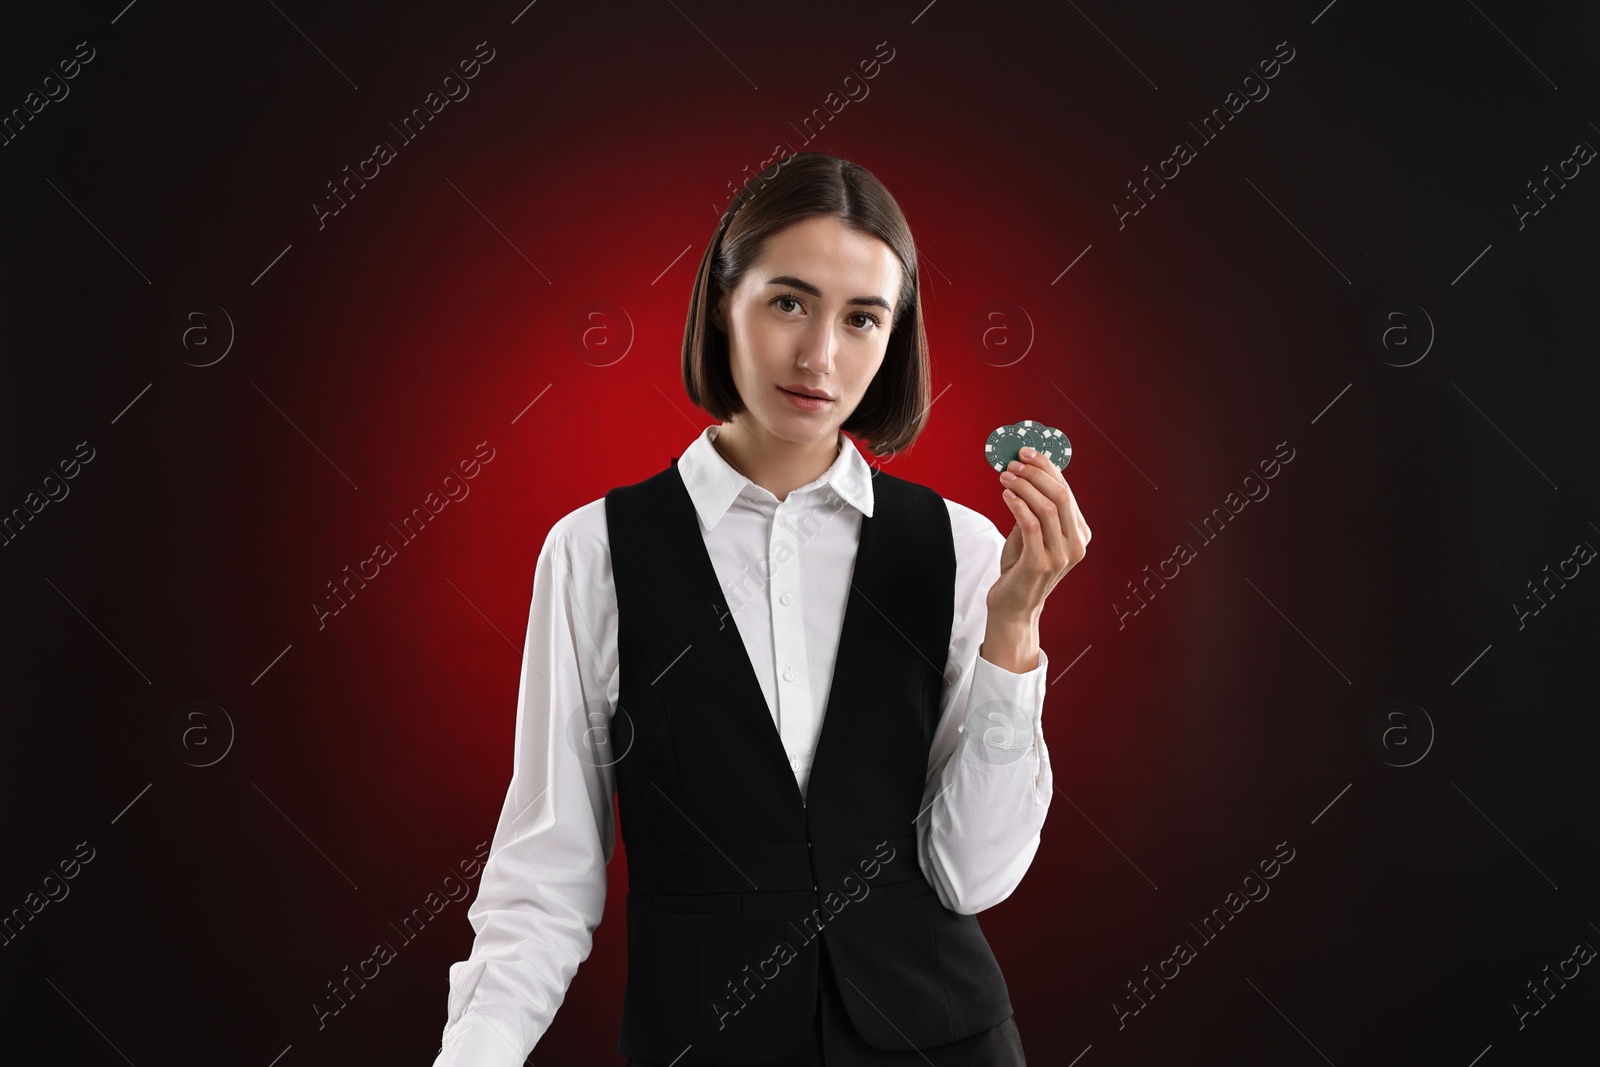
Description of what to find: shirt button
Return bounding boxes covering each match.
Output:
[779,592,792,606]
[783,667,795,682]
[790,756,799,769]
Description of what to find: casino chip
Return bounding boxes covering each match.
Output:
[985,420,1071,472]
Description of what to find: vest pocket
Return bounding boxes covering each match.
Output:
[649,892,742,914]
[694,899,820,1054]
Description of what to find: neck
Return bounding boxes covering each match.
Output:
[712,421,840,502]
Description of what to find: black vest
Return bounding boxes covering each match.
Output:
[604,459,1014,1064]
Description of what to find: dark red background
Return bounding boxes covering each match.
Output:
[4,1,1598,1064]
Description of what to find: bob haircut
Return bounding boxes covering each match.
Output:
[682,150,929,458]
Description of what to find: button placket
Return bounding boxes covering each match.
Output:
[770,500,812,767]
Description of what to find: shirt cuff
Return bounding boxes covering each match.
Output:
[432,1011,528,1067]
[963,647,1049,751]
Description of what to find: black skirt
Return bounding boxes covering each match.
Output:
[625,934,1027,1067]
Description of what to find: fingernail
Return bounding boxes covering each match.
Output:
[1021,447,1036,458]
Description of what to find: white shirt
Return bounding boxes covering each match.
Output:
[432,426,1054,1067]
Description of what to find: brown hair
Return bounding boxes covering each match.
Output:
[682,150,929,457]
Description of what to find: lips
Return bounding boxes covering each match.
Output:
[780,385,834,400]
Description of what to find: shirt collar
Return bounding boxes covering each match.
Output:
[677,425,876,531]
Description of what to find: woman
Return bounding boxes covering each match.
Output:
[433,151,1089,1067]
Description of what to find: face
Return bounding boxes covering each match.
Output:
[710,214,903,448]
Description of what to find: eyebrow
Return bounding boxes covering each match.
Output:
[766,275,893,314]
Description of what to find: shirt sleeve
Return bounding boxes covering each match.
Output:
[432,505,619,1067]
[914,499,1053,915]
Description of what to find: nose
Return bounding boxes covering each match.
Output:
[797,316,837,374]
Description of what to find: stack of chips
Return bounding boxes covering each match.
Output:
[985,420,1071,472]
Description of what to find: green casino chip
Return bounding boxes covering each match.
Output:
[985,420,1071,472]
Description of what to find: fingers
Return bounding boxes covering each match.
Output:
[1001,460,1067,563]
[1005,450,1090,565]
